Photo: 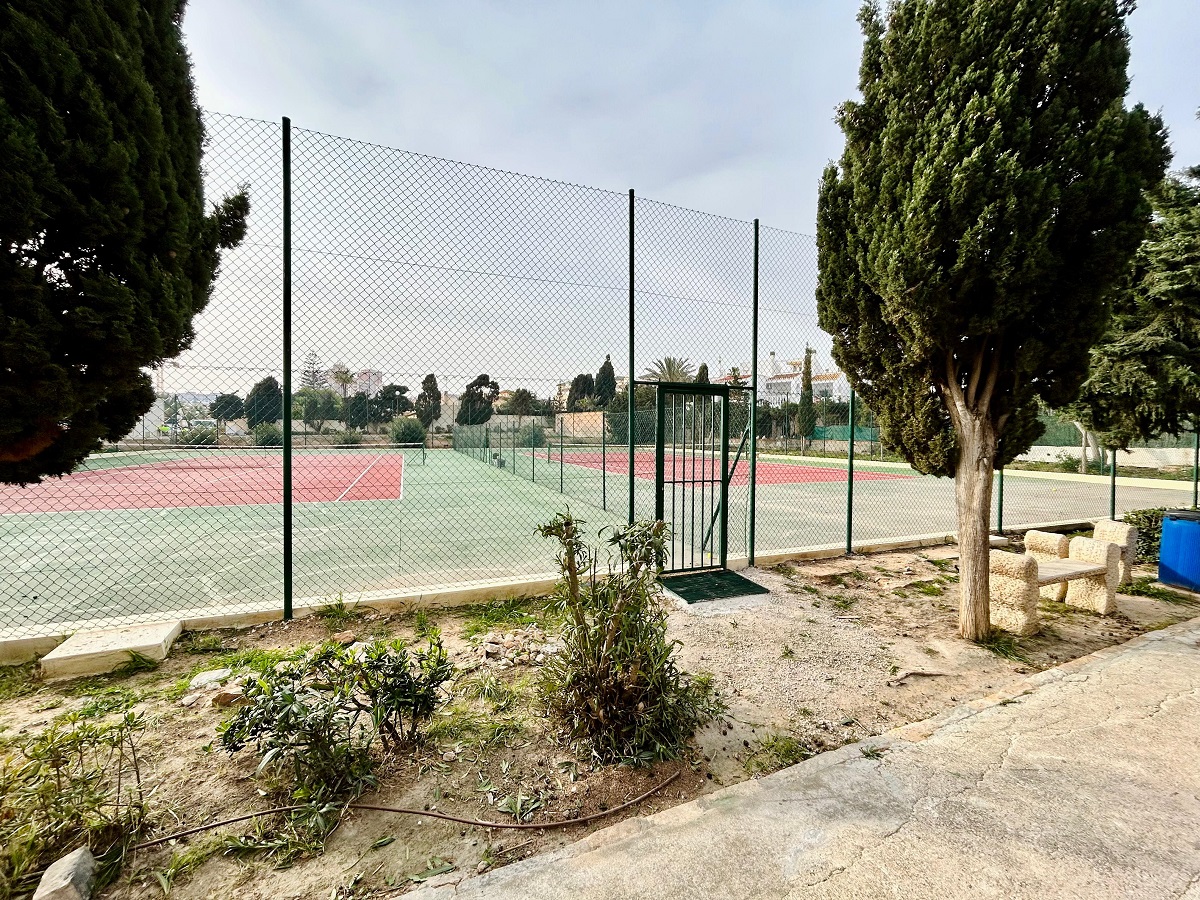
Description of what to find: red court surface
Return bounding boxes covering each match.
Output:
[0,453,404,514]
[544,451,912,485]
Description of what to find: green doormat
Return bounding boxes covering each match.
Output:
[661,569,771,604]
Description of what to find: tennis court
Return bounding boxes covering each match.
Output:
[0,450,406,513]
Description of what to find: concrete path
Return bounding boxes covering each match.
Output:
[411,620,1200,900]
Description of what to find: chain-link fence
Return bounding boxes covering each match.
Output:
[3,111,1198,639]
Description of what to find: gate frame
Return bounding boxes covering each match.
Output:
[653,382,731,572]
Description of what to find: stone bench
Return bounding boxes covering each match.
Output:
[989,531,1124,635]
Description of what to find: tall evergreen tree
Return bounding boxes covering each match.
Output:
[565,373,595,412]
[595,355,617,407]
[245,377,283,429]
[344,391,371,432]
[209,393,244,429]
[415,374,441,428]
[300,352,327,390]
[0,0,249,484]
[456,374,500,426]
[796,346,816,443]
[695,363,710,385]
[817,0,1168,639]
[1071,164,1200,447]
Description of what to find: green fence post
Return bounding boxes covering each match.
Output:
[602,411,607,510]
[628,188,636,524]
[1110,448,1117,520]
[531,427,536,482]
[1193,429,1198,509]
[281,115,293,621]
[559,419,564,494]
[997,465,1004,534]
[846,389,855,554]
[748,218,760,566]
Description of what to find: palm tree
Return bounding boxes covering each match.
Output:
[640,357,695,382]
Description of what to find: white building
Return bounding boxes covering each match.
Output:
[760,352,852,406]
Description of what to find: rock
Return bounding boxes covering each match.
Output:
[332,630,355,645]
[188,668,232,690]
[483,643,502,658]
[33,846,94,900]
[177,693,202,708]
[212,686,247,708]
[441,750,457,762]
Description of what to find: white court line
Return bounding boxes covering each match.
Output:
[335,455,385,502]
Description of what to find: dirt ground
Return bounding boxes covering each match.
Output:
[1,544,1195,900]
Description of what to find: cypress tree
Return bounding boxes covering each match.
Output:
[817,0,1168,639]
[695,363,710,385]
[415,374,441,428]
[796,346,816,443]
[0,0,248,484]
[595,355,617,407]
[245,377,283,429]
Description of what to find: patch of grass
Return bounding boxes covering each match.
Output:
[860,745,885,760]
[923,557,957,572]
[774,563,796,577]
[831,594,858,612]
[457,671,519,711]
[0,661,40,702]
[462,599,539,639]
[975,629,1030,664]
[798,583,820,595]
[1122,577,1196,604]
[70,686,141,720]
[154,837,224,895]
[797,706,815,718]
[426,704,490,743]
[909,580,944,596]
[112,651,160,677]
[316,593,366,629]
[745,733,814,776]
[413,609,440,640]
[847,569,869,582]
[215,647,302,676]
[780,644,795,660]
[1144,620,1177,632]
[825,574,847,587]
[178,632,226,653]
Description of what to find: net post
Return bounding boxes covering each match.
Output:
[559,419,564,493]
[846,388,855,554]
[997,465,1004,534]
[1192,428,1199,509]
[748,218,760,566]
[281,115,293,622]
[628,188,636,525]
[602,411,607,510]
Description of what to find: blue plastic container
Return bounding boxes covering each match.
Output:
[1160,509,1200,593]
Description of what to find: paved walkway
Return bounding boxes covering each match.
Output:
[412,620,1200,900]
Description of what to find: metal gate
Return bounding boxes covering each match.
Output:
[654,383,731,572]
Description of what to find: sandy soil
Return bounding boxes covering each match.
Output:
[1,545,1194,900]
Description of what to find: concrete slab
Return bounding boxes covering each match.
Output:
[39,621,182,680]
[410,619,1200,900]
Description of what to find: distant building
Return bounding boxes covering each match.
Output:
[759,352,852,406]
[353,369,383,397]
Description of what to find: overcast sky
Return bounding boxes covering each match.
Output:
[184,0,1200,234]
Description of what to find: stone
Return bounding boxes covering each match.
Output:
[1094,519,1137,586]
[332,630,356,645]
[1065,537,1120,615]
[177,692,203,708]
[1025,530,1071,602]
[39,621,182,681]
[483,643,502,658]
[442,750,457,762]
[212,686,247,707]
[188,668,232,690]
[988,551,1040,636]
[33,845,94,900]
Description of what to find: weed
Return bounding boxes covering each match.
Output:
[1122,577,1195,604]
[1122,508,1167,562]
[413,609,440,640]
[316,593,366,629]
[798,706,815,718]
[178,632,225,653]
[0,662,39,702]
[457,671,518,711]
[848,569,868,582]
[426,705,489,743]
[831,594,857,611]
[71,686,140,720]
[798,584,820,595]
[112,651,159,677]
[745,733,814,776]
[0,713,149,896]
[537,513,722,763]
[826,574,847,587]
[860,745,884,760]
[497,789,544,823]
[780,644,795,660]
[154,837,223,896]
[975,629,1030,664]
[925,557,957,572]
[462,599,539,639]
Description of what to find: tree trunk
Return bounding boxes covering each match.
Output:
[955,412,997,641]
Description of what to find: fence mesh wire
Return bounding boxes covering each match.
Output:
[3,111,1197,639]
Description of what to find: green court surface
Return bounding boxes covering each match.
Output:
[1,447,1192,638]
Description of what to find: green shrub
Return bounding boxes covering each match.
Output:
[517,423,546,448]
[536,513,721,763]
[219,637,452,817]
[337,430,362,446]
[0,713,149,896]
[389,417,426,445]
[253,423,283,446]
[179,426,217,446]
[1123,508,1167,562]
